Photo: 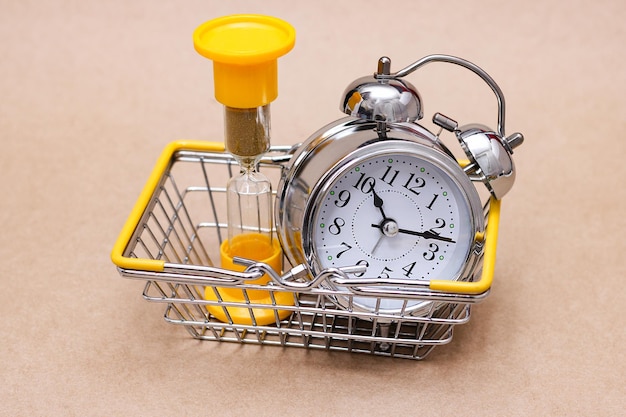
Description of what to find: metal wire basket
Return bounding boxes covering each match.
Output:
[111,140,501,360]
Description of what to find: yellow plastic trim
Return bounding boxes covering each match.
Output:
[193,14,296,108]
[429,197,501,294]
[111,140,225,272]
[206,235,293,325]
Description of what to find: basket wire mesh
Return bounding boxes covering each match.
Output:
[113,141,496,360]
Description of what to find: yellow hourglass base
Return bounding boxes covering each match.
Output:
[205,233,294,325]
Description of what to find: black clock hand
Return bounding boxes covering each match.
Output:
[371,189,388,220]
[399,228,456,243]
[370,224,456,243]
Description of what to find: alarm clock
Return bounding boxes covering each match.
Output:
[275,55,523,316]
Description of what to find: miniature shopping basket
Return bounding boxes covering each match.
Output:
[111,140,501,360]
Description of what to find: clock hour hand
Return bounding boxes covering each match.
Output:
[372,189,388,220]
[370,224,456,243]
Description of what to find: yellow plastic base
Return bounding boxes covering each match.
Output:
[205,233,294,325]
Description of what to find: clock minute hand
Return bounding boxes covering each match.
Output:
[370,224,456,243]
[398,228,456,243]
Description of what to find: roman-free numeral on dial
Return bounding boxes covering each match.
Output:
[403,172,426,196]
[380,165,399,186]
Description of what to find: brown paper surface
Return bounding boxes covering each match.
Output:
[1,1,624,415]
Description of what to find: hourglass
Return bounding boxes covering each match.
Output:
[193,14,296,325]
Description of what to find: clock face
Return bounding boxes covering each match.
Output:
[307,146,482,313]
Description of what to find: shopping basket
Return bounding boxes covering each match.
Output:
[111,140,501,360]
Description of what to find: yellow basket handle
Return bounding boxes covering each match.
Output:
[428,197,501,294]
[110,140,225,272]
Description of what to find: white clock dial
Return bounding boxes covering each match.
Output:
[310,151,478,313]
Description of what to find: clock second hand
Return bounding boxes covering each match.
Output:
[371,234,385,254]
[370,223,456,243]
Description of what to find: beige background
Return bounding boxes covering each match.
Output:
[1,0,624,415]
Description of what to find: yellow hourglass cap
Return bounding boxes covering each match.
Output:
[193,14,295,108]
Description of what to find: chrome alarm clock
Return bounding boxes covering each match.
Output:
[275,55,523,316]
